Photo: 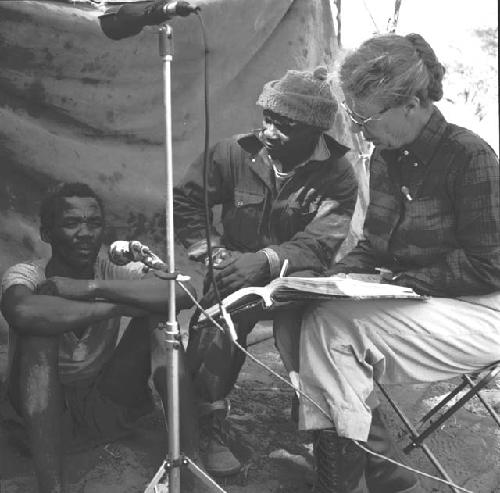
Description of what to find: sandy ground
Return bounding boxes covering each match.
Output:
[1,324,499,493]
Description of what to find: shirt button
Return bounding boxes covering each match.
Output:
[403,150,409,156]
[251,158,256,162]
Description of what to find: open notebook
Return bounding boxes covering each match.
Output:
[200,274,425,321]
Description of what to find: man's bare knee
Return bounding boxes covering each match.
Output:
[15,335,61,418]
[18,334,60,362]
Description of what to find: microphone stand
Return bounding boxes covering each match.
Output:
[160,24,182,493]
[100,4,226,492]
[146,24,226,493]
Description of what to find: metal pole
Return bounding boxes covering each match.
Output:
[335,0,342,48]
[159,24,181,493]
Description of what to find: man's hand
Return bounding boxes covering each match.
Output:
[199,251,270,307]
[206,247,233,267]
[37,277,93,300]
[213,251,269,297]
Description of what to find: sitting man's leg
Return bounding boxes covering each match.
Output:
[150,318,199,459]
[298,297,500,493]
[187,310,261,476]
[8,334,64,493]
[89,316,199,458]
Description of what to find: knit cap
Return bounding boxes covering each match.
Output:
[256,66,338,130]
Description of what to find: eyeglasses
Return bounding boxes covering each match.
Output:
[341,101,391,127]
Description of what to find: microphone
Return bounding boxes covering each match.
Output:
[109,240,166,270]
[99,1,200,40]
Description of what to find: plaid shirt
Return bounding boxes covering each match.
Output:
[333,107,500,297]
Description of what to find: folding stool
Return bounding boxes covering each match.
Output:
[376,361,500,493]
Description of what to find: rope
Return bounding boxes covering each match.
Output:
[177,281,476,493]
[361,0,380,33]
[185,457,228,492]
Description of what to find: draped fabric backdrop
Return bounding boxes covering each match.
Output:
[0,0,368,331]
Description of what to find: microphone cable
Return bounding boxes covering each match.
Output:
[194,11,224,315]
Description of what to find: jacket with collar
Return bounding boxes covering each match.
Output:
[173,132,358,275]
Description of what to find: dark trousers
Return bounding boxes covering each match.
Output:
[186,303,304,403]
[187,309,261,403]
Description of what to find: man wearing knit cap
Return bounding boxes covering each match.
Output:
[173,67,358,476]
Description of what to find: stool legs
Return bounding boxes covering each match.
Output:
[410,365,500,450]
[376,382,460,493]
[365,408,418,493]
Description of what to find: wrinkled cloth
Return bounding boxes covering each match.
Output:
[0,0,361,293]
[301,109,500,441]
[298,296,500,441]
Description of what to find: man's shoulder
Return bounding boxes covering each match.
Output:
[212,132,257,148]
[208,133,262,167]
[319,135,355,179]
[1,258,49,295]
[316,136,356,183]
[323,134,350,160]
[216,132,262,156]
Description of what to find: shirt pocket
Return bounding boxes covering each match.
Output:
[403,196,454,246]
[223,189,266,250]
[234,190,265,209]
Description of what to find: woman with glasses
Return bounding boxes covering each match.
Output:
[299,33,500,492]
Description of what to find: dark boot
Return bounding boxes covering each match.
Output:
[312,428,367,493]
[199,399,242,477]
[365,408,419,493]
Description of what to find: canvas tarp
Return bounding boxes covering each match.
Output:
[0,0,367,299]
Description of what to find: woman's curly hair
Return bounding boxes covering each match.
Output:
[340,33,446,108]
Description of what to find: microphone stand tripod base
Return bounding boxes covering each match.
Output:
[144,23,227,493]
[145,455,227,493]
